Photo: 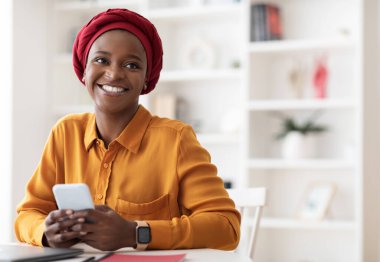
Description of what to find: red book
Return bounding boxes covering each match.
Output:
[100,253,186,262]
[266,4,282,40]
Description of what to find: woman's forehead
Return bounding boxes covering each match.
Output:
[90,30,146,58]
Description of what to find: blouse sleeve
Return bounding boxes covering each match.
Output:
[146,125,241,250]
[14,127,60,246]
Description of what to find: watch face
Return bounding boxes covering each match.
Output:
[137,226,151,244]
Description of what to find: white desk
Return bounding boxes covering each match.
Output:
[64,243,252,262]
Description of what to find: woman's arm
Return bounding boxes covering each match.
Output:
[15,128,58,246]
[146,125,241,250]
[15,124,83,247]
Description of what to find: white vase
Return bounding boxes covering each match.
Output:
[281,131,317,159]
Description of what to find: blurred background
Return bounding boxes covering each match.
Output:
[1,0,380,261]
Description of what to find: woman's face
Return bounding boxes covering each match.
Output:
[84,29,148,115]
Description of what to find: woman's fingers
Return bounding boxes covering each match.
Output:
[50,217,84,234]
[50,230,83,243]
[45,209,73,226]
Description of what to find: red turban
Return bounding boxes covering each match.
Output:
[72,8,163,94]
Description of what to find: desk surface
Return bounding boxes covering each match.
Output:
[63,243,251,262]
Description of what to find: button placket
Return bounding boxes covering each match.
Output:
[95,144,119,205]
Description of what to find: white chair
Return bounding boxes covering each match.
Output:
[227,187,267,261]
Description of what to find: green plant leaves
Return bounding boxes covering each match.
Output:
[275,113,327,140]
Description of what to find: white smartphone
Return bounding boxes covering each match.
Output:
[53,183,94,211]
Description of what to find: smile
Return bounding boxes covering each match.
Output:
[97,84,129,95]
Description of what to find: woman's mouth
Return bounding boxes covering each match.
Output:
[97,84,129,95]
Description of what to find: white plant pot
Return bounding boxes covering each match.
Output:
[281,131,317,159]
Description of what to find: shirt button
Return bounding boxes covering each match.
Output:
[96,194,103,200]
[103,163,109,168]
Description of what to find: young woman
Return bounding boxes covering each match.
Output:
[15,8,240,251]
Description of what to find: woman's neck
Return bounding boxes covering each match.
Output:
[95,105,139,148]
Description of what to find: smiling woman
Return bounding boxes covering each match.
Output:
[0,0,13,243]
[14,8,240,251]
[84,30,148,134]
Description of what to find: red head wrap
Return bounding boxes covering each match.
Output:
[72,8,163,94]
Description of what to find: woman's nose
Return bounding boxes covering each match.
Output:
[104,64,125,80]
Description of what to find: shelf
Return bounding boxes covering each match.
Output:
[248,38,355,54]
[260,218,355,231]
[54,0,141,11]
[197,133,239,145]
[146,4,241,20]
[247,99,356,111]
[160,69,241,82]
[247,159,354,170]
[53,105,94,116]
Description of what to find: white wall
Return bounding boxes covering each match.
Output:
[11,0,49,240]
[363,0,380,261]
[0,0,14,243]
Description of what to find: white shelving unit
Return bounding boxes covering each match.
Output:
[241,0,363,261]
[248,38,355,53]
[159,69,241,82]
[47,0,364,261]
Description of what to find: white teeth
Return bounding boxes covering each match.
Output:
[101,85,125,93]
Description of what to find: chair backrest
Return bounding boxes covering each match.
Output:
[227,187,267,261]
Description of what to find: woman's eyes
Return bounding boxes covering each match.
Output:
[124,63,139,70]
[93,58,139,70]
[94,57,108,64]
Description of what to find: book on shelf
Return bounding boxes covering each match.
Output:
[151,94,177,119]
[250,3,282,42]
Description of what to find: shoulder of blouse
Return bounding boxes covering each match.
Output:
[51,113,94,133]
[149,115,191,133]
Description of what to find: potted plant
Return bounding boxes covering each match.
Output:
[275,112,327,159]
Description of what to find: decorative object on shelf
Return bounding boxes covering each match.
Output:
[297,182,336,220]
[288,60,306,99]
[175,98,203,133]
[275,112,327,159]
[180,36,216,70]
[313,55,329,99]
[175,98,187,122]
[223,180,233,189]
[151,94,177,119]
[230,59,241,69]
[250,3,282,42]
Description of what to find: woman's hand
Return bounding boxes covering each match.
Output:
[43,209,85,248]
[70,205,137,251]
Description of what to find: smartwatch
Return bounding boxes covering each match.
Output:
[135,221,151,250]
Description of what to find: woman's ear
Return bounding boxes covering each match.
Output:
[82,73,86,83]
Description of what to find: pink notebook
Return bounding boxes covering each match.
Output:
[100,253,186,262]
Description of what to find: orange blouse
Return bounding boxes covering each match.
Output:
[15,106,240,250]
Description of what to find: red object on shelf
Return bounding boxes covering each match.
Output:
[313,58,328,99]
